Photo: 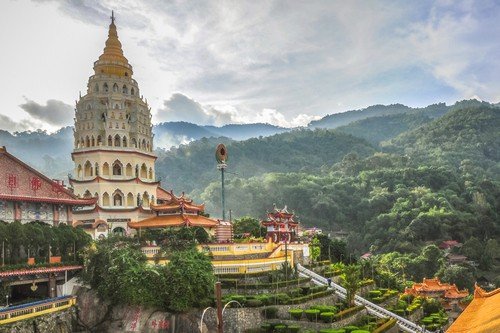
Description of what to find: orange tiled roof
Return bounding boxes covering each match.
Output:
[405,278,469,299]
[446,285,500,333]
[128,214,218,229]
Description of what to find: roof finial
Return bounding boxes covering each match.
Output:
[111,10,115,24]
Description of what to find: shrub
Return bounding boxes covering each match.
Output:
[320,312,335,323]
[394,309,405,316]
[319,330,345,333]
[288,309,303,320]
[288,325,300,333]
[274,324,287,333]
[371,297,384,304]
[230,295,246,304]
[369,290,382,298]
[288,288,302,298]
[277,293,291,304]
[334,306,364,321]
[351,331,370,333]
[257,295,270,305]
[421,317,433,325]
[310,285,328,293]
[343,326,359,333]
[260,323,272,333]
[246,299,263,307]
[301,286,311,294]
[305,309,320,321]
[262,307,278,319]
[372,319,397,333]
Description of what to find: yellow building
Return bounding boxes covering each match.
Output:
[446,285,500,333]
[70,13,159,238]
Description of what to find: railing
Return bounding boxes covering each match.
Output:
[141,243,275,258]
[0,296,76,325]
[297,264,429,333]
[212,254,293,275]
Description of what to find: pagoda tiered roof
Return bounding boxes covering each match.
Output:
[262,205,298,226]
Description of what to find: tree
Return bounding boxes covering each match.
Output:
[341,264,361,307]
[439,265,474,291]
[310,236,321,264]
[232,217,265,238]
[164,247,215,312]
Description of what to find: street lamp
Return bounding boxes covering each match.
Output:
[5,294,8,307]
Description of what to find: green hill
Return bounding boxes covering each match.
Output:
[384,106,500,170]
[155,129,377,194]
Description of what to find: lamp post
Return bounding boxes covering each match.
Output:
[5,294,8,307]
[215,144,228,221]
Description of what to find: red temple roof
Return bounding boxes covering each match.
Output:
[150,190,205,212]
[404,278,469,298]
[0,147,96,206]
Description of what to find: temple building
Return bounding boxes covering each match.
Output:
[261,205,299,243]
[404,277,469,310]
[0,147,94,225]
[128,190,222,238]
[69,13,160,237]
[446,285,500,333]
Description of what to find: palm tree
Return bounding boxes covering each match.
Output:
[341,264,361,307]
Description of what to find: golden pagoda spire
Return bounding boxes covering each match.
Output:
[93,11,133,77]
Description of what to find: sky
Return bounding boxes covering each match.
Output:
[1,0,499,132]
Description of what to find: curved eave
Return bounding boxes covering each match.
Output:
[129,214,218,229]
[69,176,159,185]
[0,194,96,206]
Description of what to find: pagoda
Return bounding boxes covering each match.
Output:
[404,277,469,310]
[69,13,159,238]
[261,205,299,243]
[128,190,221,236]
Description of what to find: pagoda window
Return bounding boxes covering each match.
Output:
[131,138,137,148]
[112,161,122,176]
[83,190,92,199]
[148,167,153,179]
[140,163,147,178]
[97,135,102,146]
[122,123,125,129]
[142,192,149,208]
[76,164,82,178]
[114,135,121,147]
[131,87,135,95]
[127,193,134,207]
[102,162,110,176]
[91,136,95,146]
[122,85,128,94]
[141,139,146,150]
[113,193,123,206]
[94,83,99,92]
[83,161,92,177]
[122,136,127,147]
[86,104,91,110]
[103,83,109,93]
[94,163,99,176]
[113,83,119,92]
[125,163,133,177]
[111,112,115,119]
[85,136,90,147]
[107,135,112,146]
[115,122,119,129]
[114,104,119,109]
[147,141,150,151]
[102,192,110,206]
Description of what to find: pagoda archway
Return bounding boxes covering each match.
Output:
[113,227,126,236]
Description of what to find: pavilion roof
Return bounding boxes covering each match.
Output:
[150,190,205,212]
[446,285,500,333]
[128,213,218,229]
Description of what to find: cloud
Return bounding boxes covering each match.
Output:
[19,98,74,126]
[155,93,319,128]
[0,114,39,132]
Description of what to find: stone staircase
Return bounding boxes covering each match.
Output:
[297,264,429,333]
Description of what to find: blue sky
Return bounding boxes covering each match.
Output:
[1,0,499,131]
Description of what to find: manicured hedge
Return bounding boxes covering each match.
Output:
[289,309,303,320]
[305,309,320,321]
[334,306,365,321]
[221,277,311,289]
[372,318,397,333]
[369,290,382,298]
[320,311,335,323]
[290,289,334,304]
[343,326,359,333]
[311,305,338,313]
[319,330,346,333]
[288,325,300,333]
[274,324,287,333]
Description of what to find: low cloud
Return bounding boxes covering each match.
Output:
[0,114,39,132]
[19,98,73,126]
[155,93,319,128]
